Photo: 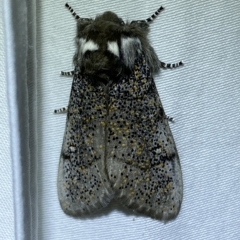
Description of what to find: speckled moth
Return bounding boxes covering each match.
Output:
[55,3,183,221]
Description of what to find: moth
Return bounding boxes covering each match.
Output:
[56,3,183,221]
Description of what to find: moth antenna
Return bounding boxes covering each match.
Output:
[65,3,80,20]
[160,60,183,69]
[131,6,164,24]
[145,6,164,23]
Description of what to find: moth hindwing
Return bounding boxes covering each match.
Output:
[57,3,183,221]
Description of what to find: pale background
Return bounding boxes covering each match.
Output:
[0,1,14,240]
[1,0,240,239]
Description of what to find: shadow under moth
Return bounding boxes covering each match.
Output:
[56,3,183,221]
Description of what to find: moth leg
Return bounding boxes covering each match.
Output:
[54,106,68,114]
[165,115,174,123]
[160,60,183,69]
[54,71,72,113]
[60,70,74,76]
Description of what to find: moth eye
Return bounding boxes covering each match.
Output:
[83,50,92,57]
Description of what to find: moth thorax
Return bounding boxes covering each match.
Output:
[78,37,142,80]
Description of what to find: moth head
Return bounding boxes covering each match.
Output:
[73,11,159,81]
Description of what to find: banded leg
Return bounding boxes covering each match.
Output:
[61,70,74,76]
[54,106,68,114]
[160,60,183,69]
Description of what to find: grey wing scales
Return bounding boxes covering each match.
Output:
[58,70,114,215]
[106,55,183,220]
